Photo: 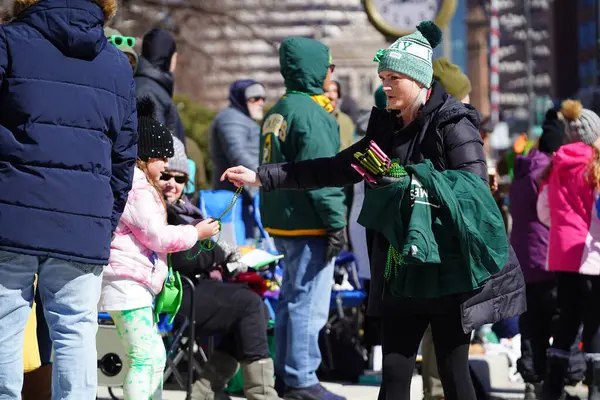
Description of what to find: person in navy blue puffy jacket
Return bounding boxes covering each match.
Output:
[0,1,138,399]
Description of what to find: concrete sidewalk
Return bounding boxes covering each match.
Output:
[98,378,592,399]
[98,378,418,399]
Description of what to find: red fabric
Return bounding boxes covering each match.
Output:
[233,272,268,296]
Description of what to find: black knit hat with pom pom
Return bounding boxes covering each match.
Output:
[136,97,174,161]
[374,21,442,89]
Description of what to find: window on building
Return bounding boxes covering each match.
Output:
[337,75,351,98]
[361,75,374,99]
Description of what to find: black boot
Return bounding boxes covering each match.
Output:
[542,352,569,400]
[586,356,600,400]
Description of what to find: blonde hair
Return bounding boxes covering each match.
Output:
[539,160,553,185]
[12,0,117,21]
[400,87,428,124]
[588,148,600,188]
[136,159,167,214]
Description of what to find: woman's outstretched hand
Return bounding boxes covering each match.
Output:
[220,166,262,188]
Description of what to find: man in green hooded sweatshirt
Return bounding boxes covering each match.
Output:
[259,37,347,400]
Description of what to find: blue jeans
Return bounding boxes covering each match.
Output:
[274,237,335,389]
[0,250,103,399]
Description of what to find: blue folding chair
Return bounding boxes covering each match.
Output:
[185,159,196,195]
[334,250,363,291]
[253,193,278,254]
[198,189,246,246]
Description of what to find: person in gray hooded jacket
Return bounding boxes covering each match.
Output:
[210,79,266,239]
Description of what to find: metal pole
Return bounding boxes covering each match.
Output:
[443,25,452,60]
[490,0,500,125]
[524,0,535,133]
[181,275,196,400]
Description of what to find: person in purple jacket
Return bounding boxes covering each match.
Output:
[510,109,583,399]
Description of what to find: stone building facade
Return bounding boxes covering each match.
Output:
[175,0,389,110]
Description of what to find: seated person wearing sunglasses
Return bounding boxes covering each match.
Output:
[159,137,281,400]
[104,27,138,72]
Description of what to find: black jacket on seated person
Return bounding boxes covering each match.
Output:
[166,201,228,280]
[257,81,526,332]
[166,198,271,362]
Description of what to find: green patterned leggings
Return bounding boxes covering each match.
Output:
[109,307,166,400]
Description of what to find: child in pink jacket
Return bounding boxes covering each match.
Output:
[99,98,219,400]
[536,100,600,400]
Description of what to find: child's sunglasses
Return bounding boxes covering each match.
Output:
[108,35,135,48]
[160,173,187,184]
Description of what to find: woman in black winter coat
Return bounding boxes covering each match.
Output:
[158,137,281,400]
[221,21,526,400]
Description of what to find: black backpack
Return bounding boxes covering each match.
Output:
[318,300,368,382]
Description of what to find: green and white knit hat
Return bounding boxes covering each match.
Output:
[374,21,443,89]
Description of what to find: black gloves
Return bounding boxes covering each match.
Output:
[325,228,347,262]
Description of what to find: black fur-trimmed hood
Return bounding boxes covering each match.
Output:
[422,80,481,132]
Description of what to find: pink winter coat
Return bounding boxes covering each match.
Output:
[537,142,600,275]
[104,167,198,294]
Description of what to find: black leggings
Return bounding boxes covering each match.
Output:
[518,280,558,383]
[377,308,476,400]
[180,279,270,362]
[552,272,600,353]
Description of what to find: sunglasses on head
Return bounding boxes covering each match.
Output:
[160,173,187,184]
[108,35,135,48]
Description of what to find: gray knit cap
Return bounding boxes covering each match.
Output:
[167,136,189,175]
[560,100,600,145]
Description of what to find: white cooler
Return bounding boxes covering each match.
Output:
[97,314,127,387]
